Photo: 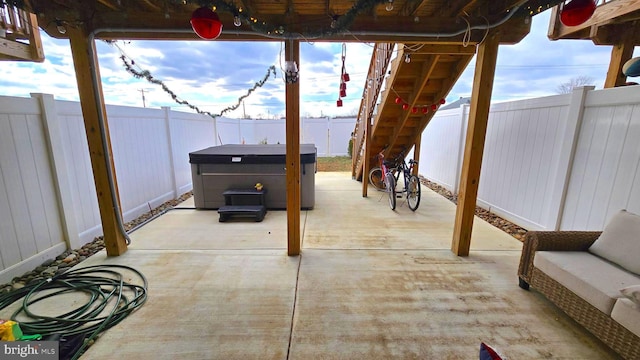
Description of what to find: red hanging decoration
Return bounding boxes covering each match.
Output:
[337,43,350,101]
[190,7,223,40]
[411,107,418,114]
[559,0,596,27]
[439,98,446,105]
[395,97,402,104]
[431,104,438,111]
[402,103,409,110]
[422,107,429,114]
[337,99,343,107]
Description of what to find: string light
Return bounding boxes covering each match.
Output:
[385,0,394,11]
[118,53,277,118]
[392,91,446,114]
[404,54,411,63]
[55,20,66,34]
[233,15,241,26]
[330,15,339,29]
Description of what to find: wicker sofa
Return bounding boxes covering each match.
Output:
[518,213,640,360]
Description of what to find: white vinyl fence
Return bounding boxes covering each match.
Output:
[419,85,640,233]
[3,85,638,283]
[0,93,354,283]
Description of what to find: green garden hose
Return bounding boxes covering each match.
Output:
[0,265,148,360]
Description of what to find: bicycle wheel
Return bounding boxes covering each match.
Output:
[385,172,396,210]
[407,175,421,211]
[368,167,385,191]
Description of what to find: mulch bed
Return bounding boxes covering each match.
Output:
[420,176,528,241]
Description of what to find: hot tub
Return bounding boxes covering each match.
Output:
[189,144,316,209]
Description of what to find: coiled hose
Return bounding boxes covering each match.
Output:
[0,265,148,360]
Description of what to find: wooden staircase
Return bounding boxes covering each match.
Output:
[0,5,44,62]
[352,43,475,182]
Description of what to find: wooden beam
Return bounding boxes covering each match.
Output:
[67,25,128,256]
[285,39,301,256]
[0,38,33,61]
[362,90,371,198]
[412,134,421,176]
[26,12,44,62]
[549,0,640,40]
[59,12,531,43]
[452,32,500,257]
[604,24,637,88]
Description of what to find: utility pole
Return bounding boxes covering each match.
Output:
[243,101,247,119]
[138,89,147,108]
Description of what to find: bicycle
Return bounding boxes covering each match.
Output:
[369,149,398,210]
[393,153,421,211]
[369,149,421,211]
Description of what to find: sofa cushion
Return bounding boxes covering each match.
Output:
[611,298,640,337]
[534,251,640,314]
[620,285,640,307]
[589,209,640,275]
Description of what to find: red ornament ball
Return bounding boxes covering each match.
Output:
[191,7,223,40]
[560,0,596,27]
[411,107,418,113]
[402,103,409,110]
[431,104,438,111]
[422,107,429,114]
[439,98,446,105]
[395,97,402,104]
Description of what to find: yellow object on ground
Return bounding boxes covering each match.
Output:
[0,320,23,341]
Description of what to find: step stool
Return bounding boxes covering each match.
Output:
[218,189,266,222]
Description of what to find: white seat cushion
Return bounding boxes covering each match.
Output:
[589,210,640,275]
[534,251,640,314]
[611,298,640,337]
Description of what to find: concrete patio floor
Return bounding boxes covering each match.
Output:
[39,173,621,358]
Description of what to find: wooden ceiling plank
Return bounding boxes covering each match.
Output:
[549,0,640,40]
[140,0,161,11]
[400,0,428,17]
[97,0,120,11]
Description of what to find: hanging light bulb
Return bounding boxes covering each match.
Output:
[55,20,66,34]
[330,15,339,29]
[385,0,394,11]
[404,54,411,63]
[234,15,242,27]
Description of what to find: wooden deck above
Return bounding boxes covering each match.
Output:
[0,4,44,62]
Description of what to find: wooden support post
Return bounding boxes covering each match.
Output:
[67,26,127,256]
[362,87,372,197]
[285,40,301,256]
[412,134,421,176]
[604,29,636,88]
[452,33,499,256]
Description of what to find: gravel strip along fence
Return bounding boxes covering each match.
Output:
[420,176,528,241]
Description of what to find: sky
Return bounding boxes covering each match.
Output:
[1,10,638,119]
